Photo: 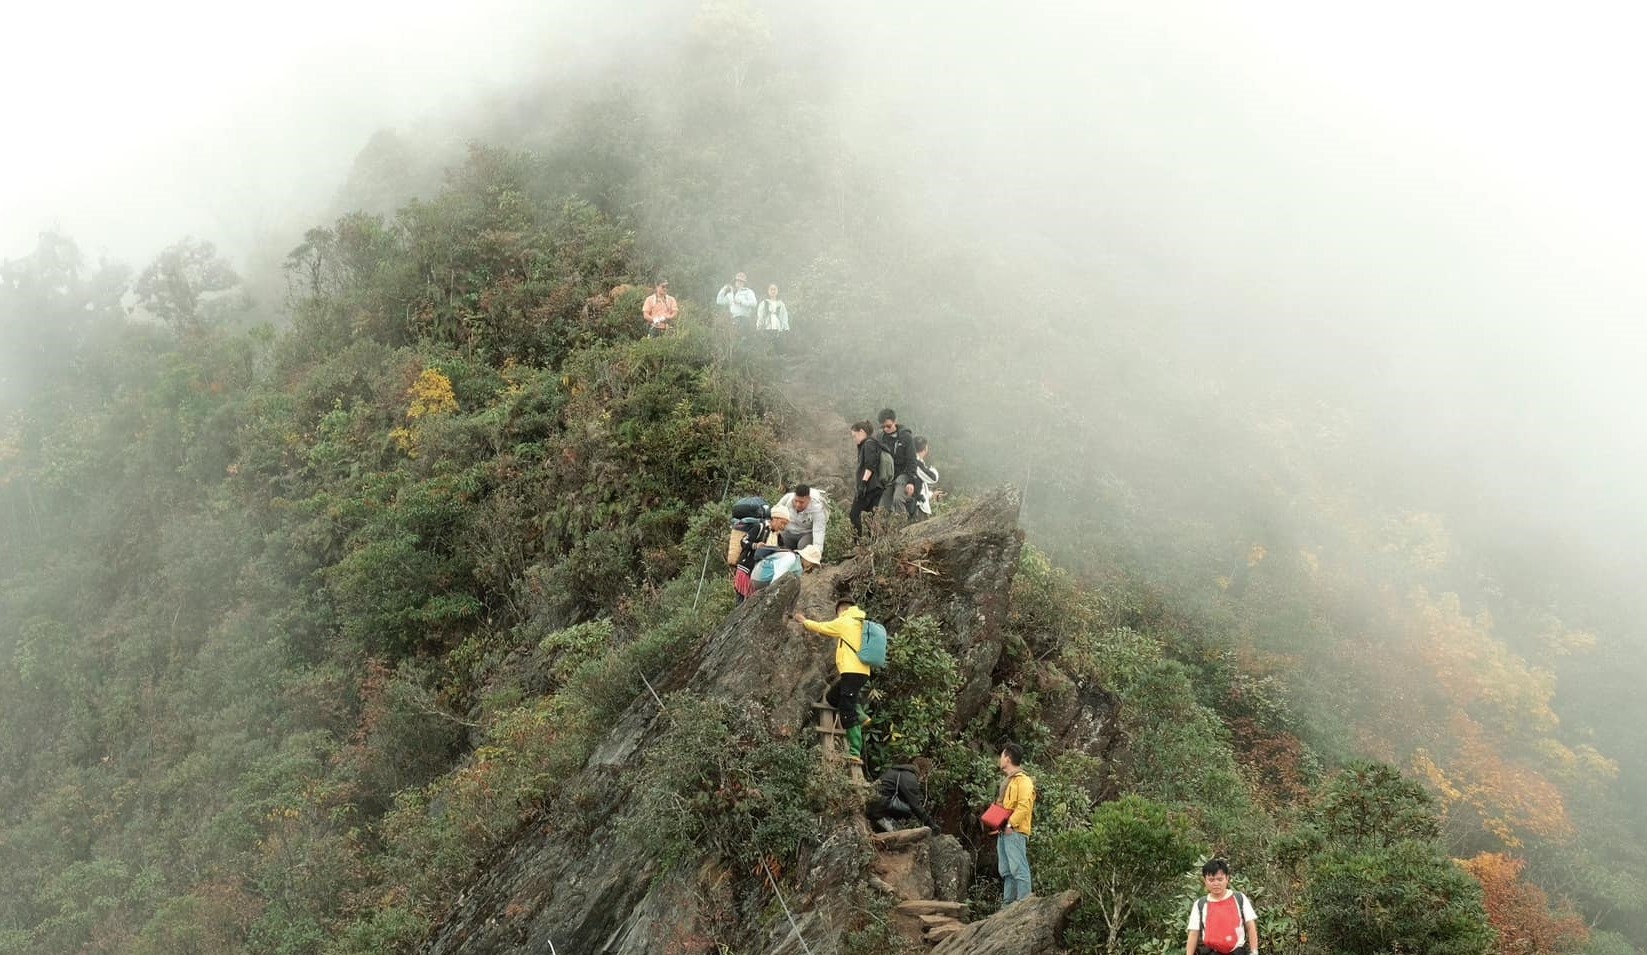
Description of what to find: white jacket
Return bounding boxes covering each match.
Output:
[776,490,828,549]
[757,298,790,331]
[717,285,757,320]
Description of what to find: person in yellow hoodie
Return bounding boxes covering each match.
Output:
[792,598,870,762]
[993,742,1036,905]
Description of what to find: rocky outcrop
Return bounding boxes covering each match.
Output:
[931,891,1079,955]
[928,833,972,903]
[421,489,1025,955]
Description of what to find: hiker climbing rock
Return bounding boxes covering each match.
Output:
[793,598,870,763]
[642,278,677,335]
[1186,859,1258,955]
[751,544,822,592]
[729,503,790,601]
[866,756,940,833]
[716,271,757,332]
[876,408,918,518]
[756,283,789,332]
[849,421,883,535]
[912,436,939,521]
[775,484,828,551]
[728,503,787,567]
[983,742,1035,906]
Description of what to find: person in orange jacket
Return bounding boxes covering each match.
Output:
[642,279,678,335]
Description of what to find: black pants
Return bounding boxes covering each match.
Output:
[826,672,868,729]
[849,487,881,535]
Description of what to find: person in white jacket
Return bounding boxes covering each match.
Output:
[716,272,758,331]
[913,437,939,520]
[757,284,790,332]
[775,484,828,551]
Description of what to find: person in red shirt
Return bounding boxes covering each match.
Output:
[1185,859,1258,955]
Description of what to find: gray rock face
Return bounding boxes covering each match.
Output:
[420,490,1025,955]
[931,890,1079,955]
[928,833,973,903]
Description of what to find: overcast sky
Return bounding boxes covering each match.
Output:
[5,0,1644,569]
[0,0,622,264]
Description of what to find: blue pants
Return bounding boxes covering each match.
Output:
[997,832,1031,904]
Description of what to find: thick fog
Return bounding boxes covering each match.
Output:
[819,1,1647,584]
[5,0,1645,585]
[0,0,655,264]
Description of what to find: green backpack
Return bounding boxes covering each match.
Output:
[856,621,888,669]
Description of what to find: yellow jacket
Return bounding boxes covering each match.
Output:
[802,606,870,676]
[1000,771,1035,836]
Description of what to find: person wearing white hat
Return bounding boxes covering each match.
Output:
[749,542,823,592]
[716,271,758,332]
[729,505,793,602]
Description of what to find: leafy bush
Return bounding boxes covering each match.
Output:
[1302,841,1493,955]
[1041,795,1204,955]
[619,695,826,875]
[863,615,960,765]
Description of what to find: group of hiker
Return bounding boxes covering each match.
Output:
[733,497,1256,950]
[715,410,1249,950]
[866,744,1259,955]
[851,408,938,534]
[640,271,790,336]
[725,485,828,601]
[722,407,940,598]
[787,588,1042,909]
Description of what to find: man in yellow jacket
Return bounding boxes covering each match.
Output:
[792,599,870,762]
[994,742,1036,905]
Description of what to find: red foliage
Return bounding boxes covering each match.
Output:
[1461,852,1589,955]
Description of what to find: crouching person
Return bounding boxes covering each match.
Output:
[750,544,822,593]
[730,506,792,602]
[1186,859,1258,955]
[867,757,940,833]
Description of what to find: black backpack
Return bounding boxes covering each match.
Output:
[731,496,770,521]
[731,517,771,570]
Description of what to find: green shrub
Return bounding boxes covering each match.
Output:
[619,695,826,875]
[1302,842,1493,955]
[863,615,960,765]
[1041,795,1204,955]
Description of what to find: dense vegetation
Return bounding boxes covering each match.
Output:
[2,3,1643,953]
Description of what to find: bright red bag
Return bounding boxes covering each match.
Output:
[980,803,1011,831]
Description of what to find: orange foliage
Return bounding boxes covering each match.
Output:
[1413,714,1573,846]
[1460,852,1588,955]
[1409,589,1558,735]
[1229,717,1311,809]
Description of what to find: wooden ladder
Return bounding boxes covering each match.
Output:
[812,698,866,784]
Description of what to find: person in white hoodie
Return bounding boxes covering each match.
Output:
[913,436,940,520]
[716,272,758,332]
[757,283,790,332]
[775,484,828,551]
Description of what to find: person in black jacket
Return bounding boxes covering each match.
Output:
[876,408,918,516]
[849,420,882,535]
[866,757,940,833]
